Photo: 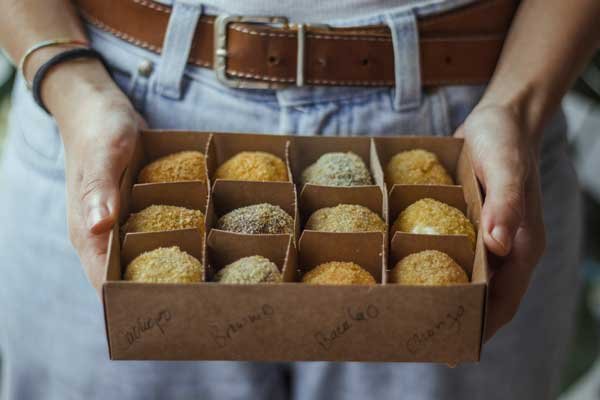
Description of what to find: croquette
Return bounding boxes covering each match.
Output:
[392,198,476,247]
[215,255,282,284]
[386,149,453,185]
[215,151,288,182]
[138,151,206,183]
[390,250,468,285]
[124,246,203,283]
[122,205,205,235]
[216,203,294,234]
[305,204,386,233]
[301,152,373,187]
[302,261,376,285]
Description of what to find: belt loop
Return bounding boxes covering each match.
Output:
[154,0,203,99]
[384,9,422,111]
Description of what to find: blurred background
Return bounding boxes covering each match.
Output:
[0,50,599,398]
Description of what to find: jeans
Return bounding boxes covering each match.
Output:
[0,3,581,399]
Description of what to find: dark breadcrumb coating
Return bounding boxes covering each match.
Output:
[124,246,203,283]
[302,261,376,285]
[390,250,468,285]
[138,151,206,183]
[386,149,454,185]
[122,205,205,235]
[215,151,288,182]
[217,203,294,234]
[301,152,373,187]
[215,255,282,284]
[305,204,385,233]
[392,198,476,247]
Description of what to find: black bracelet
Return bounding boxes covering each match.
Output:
[32,47,107,115]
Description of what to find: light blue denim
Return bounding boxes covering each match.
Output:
[0,2,581,399]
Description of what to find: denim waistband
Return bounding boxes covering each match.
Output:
[86,0,476,109]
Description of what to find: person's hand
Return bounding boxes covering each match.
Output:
[455,104,546,341]
[42,59,144,298]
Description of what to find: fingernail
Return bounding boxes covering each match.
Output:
[87,205,109,231]
[491,225,511,252]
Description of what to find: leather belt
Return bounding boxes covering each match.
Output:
[73,0,519,88]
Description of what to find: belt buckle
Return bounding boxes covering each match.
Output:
[214,15,290,89]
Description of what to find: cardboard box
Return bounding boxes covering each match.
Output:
[103,130,487,363]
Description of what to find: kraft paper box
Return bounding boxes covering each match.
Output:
[102,130,487,363]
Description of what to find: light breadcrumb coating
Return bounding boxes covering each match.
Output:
[386,149,454,185]
[302,261,376,285]
[125,246,203,283]
[390,250,468,285]
[215,255,282,284]
[138,151,206,183]
[122,205,205,235]
[393,198,476,247]
[217,203,294,234]
[305,204,385,233]
[215,151,288,182]
[301,152,373,187]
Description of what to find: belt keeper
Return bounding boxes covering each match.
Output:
[296,24,305,87]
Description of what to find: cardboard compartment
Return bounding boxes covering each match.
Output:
[102,131,488,363]
[374,136,463,186]
[289,136,385,188]
[389,233,475,278]
[388,185,469,234]
[298,232,385,284]
[206,230,297,283]
[210,180,299,239]
[207,132,292,182]
[299,185,385,227]
[121,228,205,274]
[136,129,211,184]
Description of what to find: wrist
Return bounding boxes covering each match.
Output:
[477,77,555,139]
[38,53,120,119]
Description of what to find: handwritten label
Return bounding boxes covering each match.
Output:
[314,304,380,350]
[208,304,275,348]
[123,309,172,348]
[405,305,465,355]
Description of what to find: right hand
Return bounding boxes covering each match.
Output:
[43,58,145,298]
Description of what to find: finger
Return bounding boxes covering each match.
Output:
[481,153,528,257]
[484,233,532,341]
[484,171,545,341]
[81,133,135,234]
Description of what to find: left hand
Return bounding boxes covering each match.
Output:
[455,103,546,341]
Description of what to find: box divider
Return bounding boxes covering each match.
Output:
[129,181,209,212]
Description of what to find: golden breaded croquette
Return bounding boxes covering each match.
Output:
[216,203,294,234]
[392,198,476,247]
[215,151,288,182]
[301,152,373,187]
[390,250,468,285]
[305,204,385,233]
[215,255,282,284]
[124,246,203,283]
[122,205,205,235]
[138,151,206,183]
[302,261,376,285]
[386,149,454,185]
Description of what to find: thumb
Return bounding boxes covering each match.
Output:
[81,136,135,234]
[481,162,527,256]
